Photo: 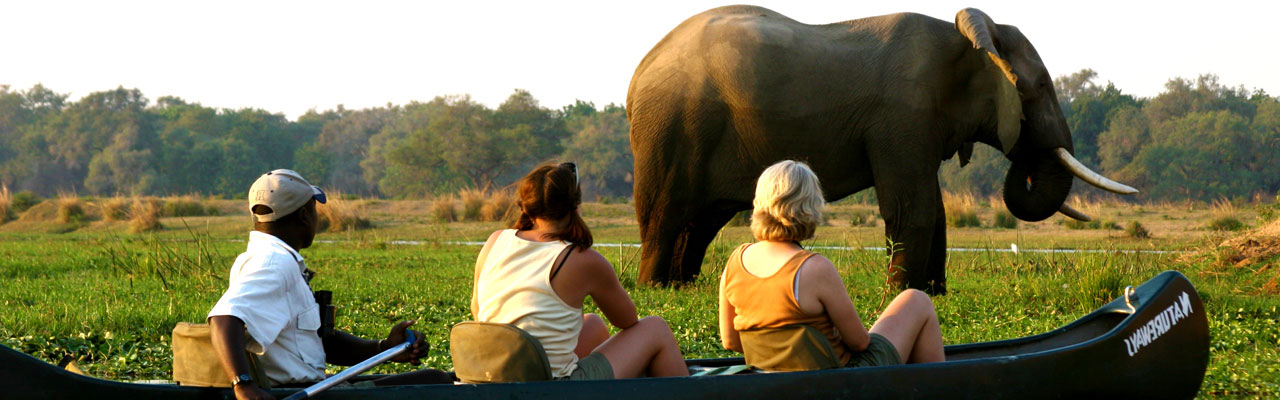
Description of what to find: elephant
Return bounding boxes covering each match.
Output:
[625,5,1136,294]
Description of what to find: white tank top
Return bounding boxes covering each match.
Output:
[473,229,583,378]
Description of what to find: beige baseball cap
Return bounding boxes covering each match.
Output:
[248,169,327,222]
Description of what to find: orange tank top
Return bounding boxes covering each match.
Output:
[722,243,851,364]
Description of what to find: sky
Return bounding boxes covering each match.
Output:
[2,0,1277,120]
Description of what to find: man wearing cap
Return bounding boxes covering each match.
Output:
[208,169,449,400]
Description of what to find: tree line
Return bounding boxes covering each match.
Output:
[2,71,1277,203]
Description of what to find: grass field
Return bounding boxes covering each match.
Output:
[0,196,1276,397]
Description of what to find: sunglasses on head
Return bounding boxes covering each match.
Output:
[560,162,577,185]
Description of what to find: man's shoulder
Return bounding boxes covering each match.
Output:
[235,245,299,275]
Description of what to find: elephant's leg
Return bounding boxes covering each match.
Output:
[927,186,948,295]
[675,203,741,283]
[877,181,942,295]
[636,197,690,285]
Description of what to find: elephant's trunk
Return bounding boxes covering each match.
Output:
[1003,153,1073,222]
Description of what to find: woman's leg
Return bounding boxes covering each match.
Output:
[592,316,689,378]
[868,289,945,363]
[575,313,610,359]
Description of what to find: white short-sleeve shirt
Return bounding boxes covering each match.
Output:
[208,231,326,385]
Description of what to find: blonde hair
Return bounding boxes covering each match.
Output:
[750,160,824,242]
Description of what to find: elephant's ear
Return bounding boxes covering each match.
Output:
[955,8,1023,154]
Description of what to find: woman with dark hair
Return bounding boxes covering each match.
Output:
[470,162,688,380]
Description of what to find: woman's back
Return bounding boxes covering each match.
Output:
[473,229,583,378]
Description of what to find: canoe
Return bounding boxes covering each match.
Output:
[0,270,1209,399]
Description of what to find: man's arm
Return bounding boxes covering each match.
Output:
[209,315,274,400]
[323,320,428,366]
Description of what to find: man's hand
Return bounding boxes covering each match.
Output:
[383,320,428,365]
[233,382,275,400]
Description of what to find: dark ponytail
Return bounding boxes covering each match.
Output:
[512,162,593,248]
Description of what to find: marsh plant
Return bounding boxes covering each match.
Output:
[162,195,210,217]
[0,185,12,223]
[481,190,516,222]
[101,197,130,222]
[129,198,163,233]
[943,192,981,228]
[317,190,372,232]
[992,208,1018,229]
[459,189,487,222]
[849,208,878,227]
[431,196,459,222]
[56,193,85,224]
[1125,221,1151,239]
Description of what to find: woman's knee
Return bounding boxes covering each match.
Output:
[636,316,676,340]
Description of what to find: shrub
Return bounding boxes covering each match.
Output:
[0,185,12,223]
[460,189,487,222]
[1207,216,1246,232]
[316,191,371,232]
[162,195,208,217]
[431,197,458,222]
[992,209,1018,229]
[1125,221,1151,239]
[11,191,41,213]
[849,208,878,227]
[943,192,981,228]
[57,194,85,224]
[129,198,163,233]
[102,197,130,222]
[482,191,516,222]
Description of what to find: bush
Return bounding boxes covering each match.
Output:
[102,197,130,222]
[943,192,980,228]
[129,198,163,233]
[482,191,516,222]
[849,208,878,227]
[12,191,41,213]
[992,209,1018,229]
[57,194,85,224]
[162,196,208,217]
[726,210,751,227]
[1207,216,1246,232]
[1125,221,1151,239]
[316,191,371,232]
[460,189,487,222]
[431,197,458,222]
[0,185,12,223]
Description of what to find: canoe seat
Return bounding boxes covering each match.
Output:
[450,321,553,383]
[739,324,841,372]
[171,322,269,387]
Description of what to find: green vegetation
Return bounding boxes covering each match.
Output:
[0,200,1276,397]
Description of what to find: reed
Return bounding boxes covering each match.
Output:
[101,197,130,222]
[317,190,372,232]
[481,190,516,222]
[942,191,980,228]
[0,185,11,223]
[56,193,85,224]
[431,196,459,222]
[129,197,163,233]
[460,188,487,222]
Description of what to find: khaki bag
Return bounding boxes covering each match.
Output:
[449,321,552,383]
[171,322,270,387]
[739,324,841,372]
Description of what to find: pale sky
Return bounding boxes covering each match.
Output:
[3,0,1276,120]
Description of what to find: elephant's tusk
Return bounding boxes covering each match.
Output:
[1058,203,1092,221]
[1054,148,1138,195]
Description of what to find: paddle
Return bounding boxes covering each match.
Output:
[281,331,416,400]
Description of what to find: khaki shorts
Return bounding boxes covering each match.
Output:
[560,352,614,380]
[846,333,902,368]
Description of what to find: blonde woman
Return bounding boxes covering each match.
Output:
[718,160,945,369]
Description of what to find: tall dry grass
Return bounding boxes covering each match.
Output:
[481,190,516,222]
[57,193,86,224]
[317,190,372,232]
[942,191,980,228]
[102,197,130,222]
[431,196,459,222]
[0,185,12,223]
[460,188,487,222]
[129,197,163,233]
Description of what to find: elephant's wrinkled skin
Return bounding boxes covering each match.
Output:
[626,6,1135,293]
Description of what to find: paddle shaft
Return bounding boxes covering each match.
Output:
[281,331,415,400]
